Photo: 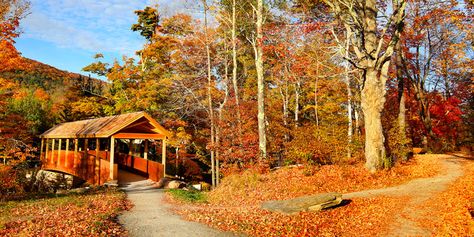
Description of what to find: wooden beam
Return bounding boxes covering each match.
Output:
[128,139,133,155]
[83,139,88,176]
[109,137,115,180]
[123,120,149,129]
[51,139,55,165]
[40,139,44,162]
[65,139,69,167]
[74,139,78,169]
[95,138,100,184]
[162,139,167,177]
[57,139,62,166]
[45,139,49,163]
[144,140,148,160]
[113,133,166,139]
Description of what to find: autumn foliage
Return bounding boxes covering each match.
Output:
[166,155,448,236]
[0,188,131,236]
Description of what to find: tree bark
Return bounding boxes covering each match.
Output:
[396,40,408,160]
[294,81,300,127]
[231,0,242,141]
[255,0,266,160]
[345,33,353,159]
[203,0,216,187]
[361,67,388,171]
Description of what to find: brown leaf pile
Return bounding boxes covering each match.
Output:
[0,188,132,236]
[167,155,441,236]
[171,196,409,236]
[209,155,440,207]
[415,158,474,235]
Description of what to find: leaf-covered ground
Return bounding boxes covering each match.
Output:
[414,156,474,235]
[166,155,474,236]
[0,188,132,236]
[208,155,440,207]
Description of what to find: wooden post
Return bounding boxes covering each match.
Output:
[162,139,167,177]
[74,139,78,169]
[128,139,133,155]
[83,139,88,178]
[109,137,115,180]
[65,139,69,168]
[144,140,148,160]
[95,138,100,184]
[57,139,62,166]
[40,139,44,162]
[45,139,49,163]
[51,139,55,165]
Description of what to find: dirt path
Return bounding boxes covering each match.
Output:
[343,154,464,236]
[117,171,236,237]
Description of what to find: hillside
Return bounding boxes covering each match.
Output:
[0,57,105,95]
[0,57,109,154]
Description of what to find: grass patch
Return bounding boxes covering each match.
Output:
[167,189,207,203]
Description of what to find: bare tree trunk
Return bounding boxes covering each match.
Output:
[216,40,230,187]
[255,0,266,160]
[231,0,242,141]
[345,33,353,159]
[278,79,289,142]
[203,0,216,187]
[324,0,405,171]
[355,103,360,136]
[361,64,389,171]
[395,40,408,160]
[294,81,300,127]
[314,76,319,128]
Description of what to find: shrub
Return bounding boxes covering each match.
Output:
[167,189,207,203]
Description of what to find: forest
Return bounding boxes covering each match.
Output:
[1,0,473,236]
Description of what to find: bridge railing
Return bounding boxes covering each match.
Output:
[115,153,164,182]
[41,150,163,184]
[42,150,117,185]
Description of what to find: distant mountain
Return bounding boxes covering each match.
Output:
[0,57,106,96]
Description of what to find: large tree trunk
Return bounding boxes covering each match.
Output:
[203,0,216,187]
[231,0,242,141]
[361,67,387,171]
[345,33,352,159]
[255,0,266,160]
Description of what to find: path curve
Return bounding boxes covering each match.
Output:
[118,171,235,237]
[343,154,464,236]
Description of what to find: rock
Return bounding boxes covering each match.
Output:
[167,180,186,189]
[413,147,426,154]
[261,192,343,215]
[155,177,171,189]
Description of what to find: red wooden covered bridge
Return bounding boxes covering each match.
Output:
[39,112,170,184]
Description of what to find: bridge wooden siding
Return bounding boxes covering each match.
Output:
[39,112,169,185]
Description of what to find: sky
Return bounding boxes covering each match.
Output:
[14,0,197,76]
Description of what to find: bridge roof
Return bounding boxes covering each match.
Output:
[40,111,170,139]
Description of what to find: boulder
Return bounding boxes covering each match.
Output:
[261,192,343,215]
[167,180,186,189]
[413,147,426,154]
[155,177,171,189]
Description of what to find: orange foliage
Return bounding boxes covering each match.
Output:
[0,188,131,236]
[209,155,440,207]
[167,156,442,236]
[415,158,474,235]
[170,194,408,236]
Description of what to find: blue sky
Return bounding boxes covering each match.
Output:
[14,0,194,76]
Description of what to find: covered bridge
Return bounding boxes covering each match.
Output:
[39,112,169,185]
